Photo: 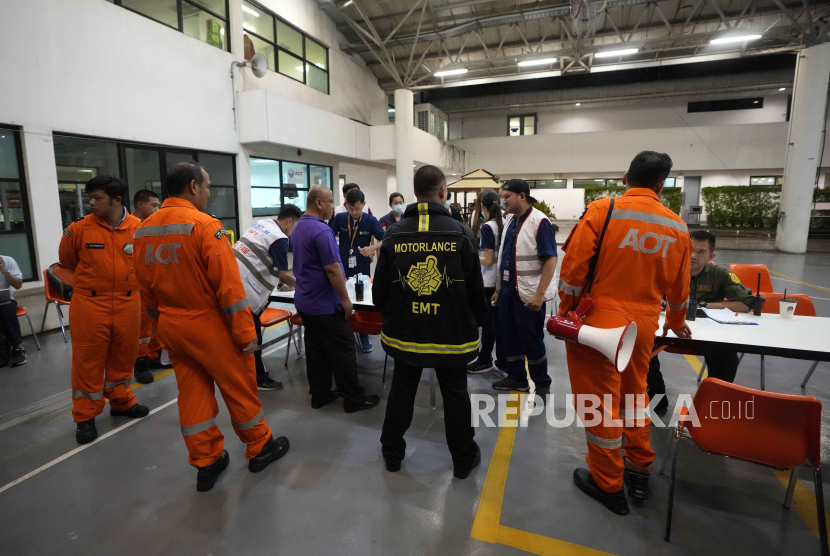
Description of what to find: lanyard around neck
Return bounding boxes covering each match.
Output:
[348,215,362,249]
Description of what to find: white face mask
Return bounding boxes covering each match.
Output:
[445,199,452,209]
[392,204,405,215]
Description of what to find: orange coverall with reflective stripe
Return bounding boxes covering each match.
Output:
[137,308,161,360]
[558,188,691,492]
[59,212,142,422]
[133,197,270,468]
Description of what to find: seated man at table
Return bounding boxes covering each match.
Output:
[648,230,754,409]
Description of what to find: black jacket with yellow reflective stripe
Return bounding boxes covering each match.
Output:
[372,201,488,369]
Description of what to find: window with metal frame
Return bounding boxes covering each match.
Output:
[250,157,332,217]
[242,1,330,94]
[508,114,537,136]
[750,176,784,186]
[112,0,230,52]
[527,179,566,189]
[573,178,609,188]
[0,126,37,281]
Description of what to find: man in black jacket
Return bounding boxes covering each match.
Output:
[373,165,488,479]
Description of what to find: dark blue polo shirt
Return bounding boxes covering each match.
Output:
[330,212,385,278]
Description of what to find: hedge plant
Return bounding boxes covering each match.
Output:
[583,186,682,215]
[700,186,781,227]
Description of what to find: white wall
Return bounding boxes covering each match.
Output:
[339,163,391,216]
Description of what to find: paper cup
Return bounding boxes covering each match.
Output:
[779,298,797,319]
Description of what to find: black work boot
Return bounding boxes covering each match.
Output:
[573,468,630,515]
[453,445,482,479]
[623,458,652,501]
[76,419,98,444]
[197,450,230,492]
[492,377,530,392]
[134,357,154,384]
[249,435,290,473]
[110,403,150,418]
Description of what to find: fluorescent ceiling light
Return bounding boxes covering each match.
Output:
[434,68,468,77]
[594,179,603,182]
[710,34,762,44]
[388,109,395,113]
[595,48,639,58]
[340,0,354,7]
[779,87,786,91]
[575,103,581,106]
[242,23,256,33]
[242,5,260,17]
[452,174,457,176]
[219,28,224,35]
[517,57,557,67]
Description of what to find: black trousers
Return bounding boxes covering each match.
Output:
[252,311,268,384]
[380,361,478,467]
[478,287,505,368]
[648,345,741,393]
[299,310,366,404]
[0,300,22,347]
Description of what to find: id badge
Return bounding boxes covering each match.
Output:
[348,256,357,268]
[503,269,510,282]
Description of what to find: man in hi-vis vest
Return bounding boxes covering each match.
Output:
[233,204,302,391]
[491,179,558,396]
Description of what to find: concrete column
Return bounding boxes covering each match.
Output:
[21,125,63,276]
[776,42,830,253]
[394,89,415,203]
[236,146,253,233]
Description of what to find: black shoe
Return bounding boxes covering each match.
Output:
[134,358,154,384]
[75,419,98,444]
[535,385,550,399]
[573,468,630,515]
[311,390,341,409]
[257,378,284,391]
[110,403,150,418]
[344,394,381,414]
[249,436,290,473]
[9,347,26,367]
[623,466,651,501]
[384,457,401,472]
[492,378,529,392]
[197,450,229,492]
[453,446,481,479]
[467,360,494,374]
[148,358,173,370]
[652,393,669,413]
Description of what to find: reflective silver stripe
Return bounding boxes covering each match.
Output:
[233,409,264,430]
[221,298,249,316]
[72,389,103,400]
[234,249,274,292]
[181,418,216,436]
[559,279,584,296]
[146,308,160,317]
[585,431,623,449]
[669,298,690,311]
[506,354,525,362]
[527,355,547,365]
[610,209,688,232]
[139,337,152,345]
[515,255,539,261]
[516,269,543,276]
[105,379,130,389]
[381,334,479,354]
[134,223,195,238]
[239,237,279,278]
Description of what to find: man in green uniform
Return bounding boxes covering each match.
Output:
[647,230,753,409]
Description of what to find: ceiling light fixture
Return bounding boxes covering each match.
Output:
[710,34,762,45]
[434,67,468,77]
[779,87,786,91]
[575,103,581,106]
[452,174,457,176]
[517,57,557,67]
[242,5,260,17]
[388,108,395,113]
[595,48,639,58]
[242,23,256,33]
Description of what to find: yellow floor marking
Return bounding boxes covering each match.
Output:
[682,354,707,380]
[471,393,617,556]
[768,270,830,295]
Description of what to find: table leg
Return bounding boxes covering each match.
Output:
[430,369,436,410]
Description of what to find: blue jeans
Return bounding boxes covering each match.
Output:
[498,293,551,387]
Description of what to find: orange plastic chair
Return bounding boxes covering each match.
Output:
[661,378,826,554]
[728,263,774,294]
[284,313,304,367]
[257,307,293,366]
[349,310,389,382]
[758,292,823,389]
[16,306,40,350]
[42,269,71,343]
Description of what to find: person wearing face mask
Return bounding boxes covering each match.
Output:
[379,192,406,230]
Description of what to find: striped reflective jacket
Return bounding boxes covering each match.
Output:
[372,201,488,369]
[233,219,286,315]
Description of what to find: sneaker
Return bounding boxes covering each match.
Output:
[110,403,150,418]
[344,394,381,414]
[248,435,290,473]
[573,468,630,515]
[492,377,529,392]
[453,446,481,479]
[75,419,98,444]
[197,450,229,492]
[133,358,154,384]
[360,335,373,353]
[492,363,508,378]
[311,389,341,409]
[257,378,284,391]
[9,346,26,367]
[467,360,494,374]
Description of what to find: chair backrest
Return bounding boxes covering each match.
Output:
[759,292,817,316]
[43,269,63,303]
[349,310,382,334]
[687,378,822,469]
[728,264,774,294]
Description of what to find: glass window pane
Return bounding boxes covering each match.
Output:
[0,132,19,179]
[182,4,227,51]
[509,117,520,136]
[242,1,274,42]
[283,188,308,212]
[281,161,308,188]
[122,0,179,28]
[278,50,305,82]
[199,152,234,185]
[606,179,623,187]
[165,151,195,171]
[252,187,281,217]
[250,158,281,187]
[750,176,777,186]
[125,147,162,205]
[664,177,676,187]
[220,219,238,243]
[537,180,566,189]
[307,65,328,94]
[573,179,605,188]
[309,165,330,188]
[277,20,303,56]
[305,37,327,70]
[0,234,33,280]
[59,183,89,228]
[205,186,236,219]
[0,182,26,232]
[186,0,226,18]
[523,116,535,135]
[245,33,275,70]
[54,136,119,182]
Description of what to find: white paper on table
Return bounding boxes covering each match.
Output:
[701,307,759,325]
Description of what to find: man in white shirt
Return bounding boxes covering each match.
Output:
[0,255,26,366]
[333,183,372,218]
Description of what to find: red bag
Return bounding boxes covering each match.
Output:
[47,263,74,302]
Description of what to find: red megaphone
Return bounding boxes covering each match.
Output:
[546,297,637,373]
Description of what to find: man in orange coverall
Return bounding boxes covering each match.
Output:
[134,161,289,492]
[59,176,150,445]
[557,151,692,515]
[132,189,163,384]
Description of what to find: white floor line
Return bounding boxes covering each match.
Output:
[770,277,830,301]
[262,342,289,357]
[0,398,178,496]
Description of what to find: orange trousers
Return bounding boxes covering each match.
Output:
[157,315,271,468]
[70,292,140,422]
[137,306,161,360]
[566,311,659,492]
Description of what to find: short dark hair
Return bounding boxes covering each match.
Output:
[345,188,365,206]
[278,204,303,221]
[86,175,128,204]
[627,151,673,190]
[389,192,404,206]
[414,165,446,198]
[342,182,360,196]
[690,230,716,252]
[133,189,159,206]
[166,161,206,196]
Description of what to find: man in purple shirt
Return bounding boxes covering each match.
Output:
[291,185,379,413]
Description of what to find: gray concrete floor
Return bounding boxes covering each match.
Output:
[0,249,829,555]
